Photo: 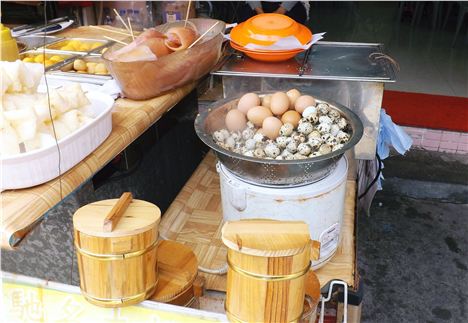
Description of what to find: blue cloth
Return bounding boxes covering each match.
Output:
[376,108,413,189]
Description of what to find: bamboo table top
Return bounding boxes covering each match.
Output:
[160,152,358,290]
[1,26,196,249]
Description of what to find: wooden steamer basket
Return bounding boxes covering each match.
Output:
[150,240,204,307]
[222,220,313,323]
[73,193,161,307]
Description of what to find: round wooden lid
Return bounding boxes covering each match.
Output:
[73,199,161,237]
[150,240,198,302]
[221,220,310,257]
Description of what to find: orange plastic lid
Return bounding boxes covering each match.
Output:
[231,13,312,47]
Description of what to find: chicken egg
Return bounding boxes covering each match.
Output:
[237,93,260,114]
[262,94,272,108]
[295,95,316,113]
[286,89,301,108]
[225,109,247,132]
[262,116,283,140]
[270,92,290,115]
[281,110,301,127]
[247,106,273,127]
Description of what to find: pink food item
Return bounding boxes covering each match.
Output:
[108,28,171,61]
[164,27,198,51]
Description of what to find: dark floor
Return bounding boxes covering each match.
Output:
[358,149,468,322]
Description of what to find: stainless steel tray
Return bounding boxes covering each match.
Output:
[213,41,397,82]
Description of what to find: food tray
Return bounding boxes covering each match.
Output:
[0,92,115,190]
[42,38,111,55]
[19,50,80,71]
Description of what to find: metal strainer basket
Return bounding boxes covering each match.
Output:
[194,92,363,187]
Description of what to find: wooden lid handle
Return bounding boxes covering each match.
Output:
[103,192,133,232]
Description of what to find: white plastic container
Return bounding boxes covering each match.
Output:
[1,91,114,190]
[218,157,348,269]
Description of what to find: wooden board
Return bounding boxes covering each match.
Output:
[160,152,357,290]
[0,26,196,249]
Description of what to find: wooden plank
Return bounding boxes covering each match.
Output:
[160,152,357,290]
[0,26,196,249]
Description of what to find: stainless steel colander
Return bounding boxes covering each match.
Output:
[194,92,363,187]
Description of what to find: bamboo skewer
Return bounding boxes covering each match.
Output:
[127,17,135,40]
[89,25,132,37]
[103,36,128,46]
[188,21,220,49]
[113,8,130,32]
[184,0,192,28]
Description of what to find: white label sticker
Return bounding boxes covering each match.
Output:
[319,223,340,258]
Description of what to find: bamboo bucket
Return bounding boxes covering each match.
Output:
[222,220,312,323]
[73,193,161,307]
[150,240,204,307]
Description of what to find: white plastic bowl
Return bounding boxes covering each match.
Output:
[1,91,114,190]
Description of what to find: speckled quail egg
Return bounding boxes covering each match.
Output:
[285,154,295,160]
[332,143,344,152]
[305,113,319,124]
[329,109,341,121]
[293,152,307,159]
[230,131,241,141]
[337,117,348,130]
[326,136,338,146]
[213,130,225,142]
[253,133,265,143]
[317,103,330,115]
[337,131,351,143]
[317,122,331,134]
[319,144,332,155]
[225,136,236,149]
[244,138,256,150]
[297,143,312,156]
[302,106,317,118]
[286,140,298,153]
[321,133,332,142]
[292,133,307,143]
[246,121,255,129]
[319,115,333,124]
[265,143,281,158]
[308,137,322,149]
[330,124,340,136]
[297,121,313,135]
[279,123,294,137]
[242,127,255,140]
[308,130,321,139]
[281,149,293,158]
[276,136,289,148]
[254,148,266,158]
[275,155,284,160]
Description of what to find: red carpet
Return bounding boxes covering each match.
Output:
[382,91,468,132]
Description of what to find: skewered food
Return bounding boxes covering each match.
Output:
[107,26,199,62]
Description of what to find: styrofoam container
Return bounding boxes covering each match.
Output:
[1,91,114,190]
[218,156,348,269]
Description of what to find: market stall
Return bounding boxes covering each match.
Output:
[2,10,397,323]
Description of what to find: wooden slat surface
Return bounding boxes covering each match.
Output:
[160,152,357,290]
[0,26,196,249]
